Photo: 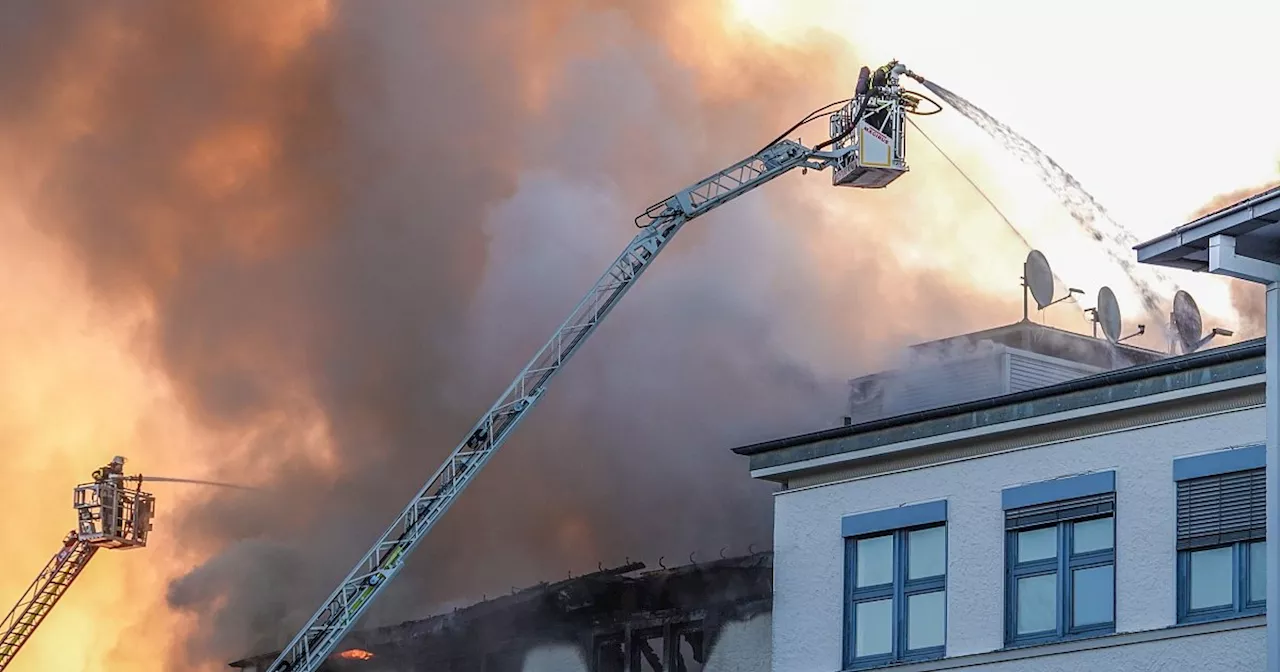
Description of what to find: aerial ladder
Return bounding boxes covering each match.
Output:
[0,457,156,670]
[266,60,935,671]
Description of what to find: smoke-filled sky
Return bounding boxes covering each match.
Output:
[740,0,1280,324]
[0,1,1274,670]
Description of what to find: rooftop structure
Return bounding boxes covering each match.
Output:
[845,320,1164,425]
[905,320,1164,368]
[742,337,1262,482]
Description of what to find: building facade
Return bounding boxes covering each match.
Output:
[736,339,1268,671]
[1136,183,1280,671]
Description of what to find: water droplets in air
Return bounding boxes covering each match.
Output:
[920,80,1178,317]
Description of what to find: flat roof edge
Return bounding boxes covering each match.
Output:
[733,338,1263,460]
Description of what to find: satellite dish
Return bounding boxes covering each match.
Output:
[1172,290,1204,353]
[1024,250,1055,310]
[1096,287,1122,343]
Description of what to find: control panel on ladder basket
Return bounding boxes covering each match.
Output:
[829,60,922,189]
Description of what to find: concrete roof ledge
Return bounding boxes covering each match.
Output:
[733,338,1264,476]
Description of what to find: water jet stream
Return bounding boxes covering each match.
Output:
[919,79,1178,317]
[138,475,259,491]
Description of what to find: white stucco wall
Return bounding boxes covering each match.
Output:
[952,625,1264,671]
[771,406,1264,672]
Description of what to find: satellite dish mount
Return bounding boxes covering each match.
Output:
[1170,290,1233,354]
[1084,286,1146,343]
[1022,250,1082,321]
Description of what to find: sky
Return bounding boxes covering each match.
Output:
[732,0,1280,235]
[730,0,1280,326]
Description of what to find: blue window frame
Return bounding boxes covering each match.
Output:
[1174,449,1266,623]
[1178,540,1266,622]
[1005,513,1115,645]
[842,502,947,669]
[1002,472,1116,647]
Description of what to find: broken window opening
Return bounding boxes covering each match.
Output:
[594,634,625,672]
[631,628,666,672]
[674,626,706,672]
[593,622,707,672]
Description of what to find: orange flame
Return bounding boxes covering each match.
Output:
[336,649,375,661]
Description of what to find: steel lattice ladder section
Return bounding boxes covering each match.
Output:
[0,534,99,670]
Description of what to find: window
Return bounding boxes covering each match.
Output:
[1174,448,1266,623]
[1002,472,1116,646]
[842,501,947,669]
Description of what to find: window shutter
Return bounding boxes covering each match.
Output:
[1177,468,1266,551]
[1005,493,1115,531]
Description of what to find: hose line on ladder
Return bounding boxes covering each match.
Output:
[905,115,1032,251]
[905,116,1081,308]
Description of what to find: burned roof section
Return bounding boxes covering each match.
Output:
[230,552,773,671]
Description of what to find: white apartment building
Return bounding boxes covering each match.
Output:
[735,335,1268,671]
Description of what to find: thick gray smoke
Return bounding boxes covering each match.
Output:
[0,1,1022,667]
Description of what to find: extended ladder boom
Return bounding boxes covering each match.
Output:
[0,533,98,670]
[0,456,155,671]
[267,61,923,672]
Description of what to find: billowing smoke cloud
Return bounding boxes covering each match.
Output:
[0,0,1025,668]
[1186,179,1280,339]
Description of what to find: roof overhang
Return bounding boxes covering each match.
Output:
[1135,186,1280,281]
